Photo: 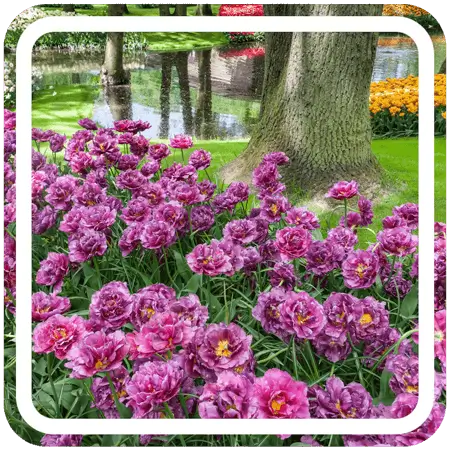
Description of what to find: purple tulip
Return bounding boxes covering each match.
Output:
[41,435,83,447]
[326,180,359,200]
[121,197,152,225]
[306,239,345,276]
[260,195,290,223]
[354,296,389,340]
[189,149,212,170]
[312,331,351,363]
[286,207,320,229]
[68,229,107,263]
[169,294,208,328]
[186,240,233,276]
[327,226,358,252]
[140,220,175,250]
[341,249,379,289]
[32,292,71,322]
[275,226,312,261]
[170,134,193,149]
[262,151,289,166]
[393,202,418,230]
[116,169,147,191]
[36,252,69,293]
[377,227,418,257]
[78,118,98,130]
[268,262,298,290]
[119,223,143,257]
[149,143,170,161]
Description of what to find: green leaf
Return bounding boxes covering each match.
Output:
[116,402,133,419]
[184,274,202,293]
[400,284,418,318]
[101,435,123,447]
[373,369,395,406]
[173,250,191,282]
[311,229,323,241]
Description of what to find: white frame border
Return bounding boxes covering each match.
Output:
[15,15,435,435]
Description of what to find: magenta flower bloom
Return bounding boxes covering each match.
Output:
[33,314,87,360]
[68,229,107,263]
[168,182,205,206]
[79,205,117,231]
[78,118,98,130]
[121,197,152,225]
[41,435,83,447]
[190,205,215,232]
[186,240,233,276]
[341,249,379,289]
[127,312,193,359]
[281,291,326,339]
[149,143,170,161]
[32,205,57,235]
[286,207,320,230]
[198,180,216,201]
[116,169,147,191]
[91,365,130,416]
[169,294,208,328]
[312,331,351,363]
[377,227,418,257]
[90,133,119,158]
[117,154,140,171]
[387,394,447,447]
[131,284,176,330]
[268,262,298,290]
[188,323,253,377]
[326,180,359,200]
[49,133,66,153]
[322,293,363,339]
[385,354,419,395]
[275,226,312,261]
[253,288,290,339]
[227,181,250,203]
[358,196,374,226]
[72,182,107,207]
[69,151,93,174]
[170,134,193,149]
[260,195,290,223]
[252,162,280,190]
[382,215,408,229]
[434,310,446,365]
[89,281,132,330]
[262,151,289,166]
[65,330,129,378]
[32,128,55,142]
[141,159,160,177]
[354,296,389,340]
[306,239,345,276]
[140,220,175,250]
[36,252,69,293]
[339,211,362,229]
[130,134,150,157]
[199,371,257,419]
[384,276,412,299]
[154,201,188,232]
[135,182,165,207]
[254,369,309,418]
[189,149,212,170]
[393,202,418,230]
[119,223,143,257]
[126,360,184,417]
[223,219,258,245]
[327,226,358,252]
[32,292,71,322]
[45,175,79,211]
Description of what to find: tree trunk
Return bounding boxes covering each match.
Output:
[196,4,213,16]
[63,5,75,13]
[121,4,129,14]
[220,4,383,195]
[101,5,130,86]
[439,58,446,74]
[159,54,173,138]
[174,53,194,135]
[104,85,133,121]
[195,50,214,139]
[174,5,188,16]
[159,5,171,16]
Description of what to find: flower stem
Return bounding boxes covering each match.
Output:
[344,198,348,227]
[47,354,61,417]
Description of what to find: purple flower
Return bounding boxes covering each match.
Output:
[79,205,117,231]
[169,294,208,328]
[262,151,289,166]
[341,249,379,289]
[168,182,205,206]
[227,181,250,203]
[141,159,160,177]
[260,240,281,266]
[154,201,188,232]
[252,162,280,190]
[33,314,87,360]
[268,262,298,290]
[49,133,66,153]
[130,134,149,157]
[78,118,98,130]
[68,229,107,263]
[32,128,55,142]
[119,223,143,257]
[198,180,216,201]
[312,376,372,418]
[358,196,374,226]
[116,169,147,191]
[312,332,351,363]
[326,180,359,200]
[89,281,132,330]
[121,197,152,225]
[65,330,129,378]
[281,291,326,339]
[354,296,389,340]
[189,149,212,170]
[131,284,176,330]
[377,227,418,257]
[382,215,408,229]
[149,143,170,161]
[32,205,57,235]
[90,133,119,158]
[170,134,193,149]
[393,202,418,230]
[45,175,79,211]
[286,207,320,230]
[126,360,184,417]
[32,292,71,322]
[260,195,290,223]
[32,150,46,170]
[384,276,413,299]
[186,240,233,276]
[339,211,362,229]
[72,182,107,207]
[385,354,419,395]
[327,226,358,252]
[135,182,165,207]
[117,154,140,171]
[199,371,257,418]
[140,220,175,250]
[275,226,312,261]
[36,252,69,293]
[306,240,345,276]
[253,288,290,339]
[254,369,309,418]
[41,435,83,447]
[190,205,215,232]
[223,219,258,245]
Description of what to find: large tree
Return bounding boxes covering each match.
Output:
[439,58,446,74]
[195,49,214,139]
[101,5,129,86]
[62,5,75,13]
[196,4,213,16]
[159,4,188,16]
[220,4,383,193]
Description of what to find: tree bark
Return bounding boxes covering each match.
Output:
[159,54,173,138]
[174,53,194,135]
[195,50,214,139]
[174,5,188,16]
[101,5,130,86]
[220,4,383,195]
[439,58,446,74]
[121,4,129,14]
[63,5,75,13]
[104,85,133,121]
[196,4,213,16]
[159,5,171,16]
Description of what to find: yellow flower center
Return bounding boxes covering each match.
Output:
[95,359,109,370]
[270,204,278,215]
[336,401,357,418]
[297,314,311,325]
[141,307,155,319]
[203,256,213,265]
[52,327,67,340]
[38,306,51,314]
[215,340,232,358]
[87,200,96,206]
[360,313,373,325]
[406,385,418,394]
[355,263,368,279]
[271,398,285,413]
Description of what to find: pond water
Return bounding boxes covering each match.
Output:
[31,36,446,140]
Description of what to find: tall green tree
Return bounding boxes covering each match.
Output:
[221,4,383,193]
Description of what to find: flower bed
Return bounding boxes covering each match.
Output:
[3,108,446,445]
[218,4,265,43]
[382,5,441,32]
[370,74,446,136]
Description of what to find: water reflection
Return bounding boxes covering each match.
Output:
[32,37,445,140]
